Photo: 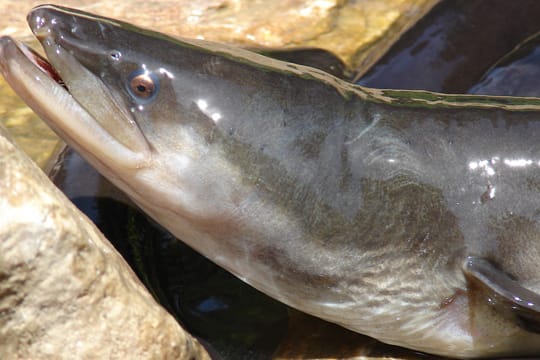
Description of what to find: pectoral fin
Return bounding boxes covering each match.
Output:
[464,256,540,332]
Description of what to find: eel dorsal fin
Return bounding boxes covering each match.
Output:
[464,256,540,332]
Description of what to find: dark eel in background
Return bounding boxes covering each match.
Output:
[3,4,540,358]
[468,31,540,97]
[358,0,540,92]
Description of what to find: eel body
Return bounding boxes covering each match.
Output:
[3,5,540,357]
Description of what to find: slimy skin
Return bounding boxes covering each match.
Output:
[2,5,540,357]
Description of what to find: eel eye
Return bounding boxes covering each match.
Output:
[127,69,159,103]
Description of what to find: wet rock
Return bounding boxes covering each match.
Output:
[0,125,209,360]
[1,0,438,73]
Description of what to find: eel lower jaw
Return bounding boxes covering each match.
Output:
[0,36,152,171]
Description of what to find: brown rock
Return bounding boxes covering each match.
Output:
[0,0,438,73]
[0,124,209,359]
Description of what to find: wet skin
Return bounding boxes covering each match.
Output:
[3,5,540,358]
[469,30,540,97]
[358,0,540,92]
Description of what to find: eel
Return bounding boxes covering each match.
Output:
[2,4,540,358]
[357,0,540,92]
[468,30,540,97]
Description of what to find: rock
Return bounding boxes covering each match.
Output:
[0,0,438,73]
[0,124,210,360]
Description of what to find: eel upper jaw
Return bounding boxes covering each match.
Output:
[0,36,152,172]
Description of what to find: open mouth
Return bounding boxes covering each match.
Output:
[17,41,66,89]
[0,35,152,170]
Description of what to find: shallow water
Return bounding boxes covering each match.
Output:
[0,75,59,168]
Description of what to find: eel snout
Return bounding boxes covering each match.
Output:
[0,36,65,88]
